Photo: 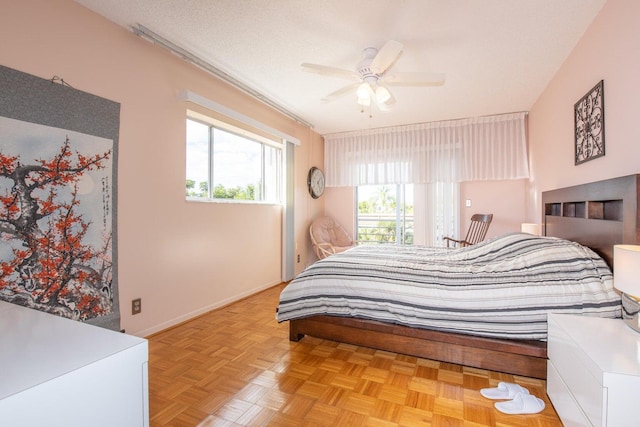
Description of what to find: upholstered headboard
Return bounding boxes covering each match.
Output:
[542,174,640,269]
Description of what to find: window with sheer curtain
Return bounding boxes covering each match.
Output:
[324,112,528,246]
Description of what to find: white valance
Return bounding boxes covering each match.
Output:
[324,112,528,186]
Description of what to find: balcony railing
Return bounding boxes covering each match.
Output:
[357,213,414,244]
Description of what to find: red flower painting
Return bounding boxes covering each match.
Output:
[0,119,114,321]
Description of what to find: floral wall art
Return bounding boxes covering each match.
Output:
[0,65,120,330]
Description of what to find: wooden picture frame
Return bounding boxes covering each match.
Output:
[575,80,605,165]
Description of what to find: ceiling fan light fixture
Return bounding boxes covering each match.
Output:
[357,93,371,106]
[357,82,371,99]
[375,85,391,104]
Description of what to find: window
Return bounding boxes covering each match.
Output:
[186,114,282,203]
[356,184,413,244]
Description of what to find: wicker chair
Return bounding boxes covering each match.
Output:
[443,213,493,247]
[309,216,355,259]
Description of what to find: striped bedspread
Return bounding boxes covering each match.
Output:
[277,233,621,340]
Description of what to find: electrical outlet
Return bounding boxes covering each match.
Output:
[297,254,300,263]
[132,298,142,315]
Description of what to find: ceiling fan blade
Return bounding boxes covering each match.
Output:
[301,63,360,80]
[370,40,403,74]
[321,82,360,102]
[384,72,446,87]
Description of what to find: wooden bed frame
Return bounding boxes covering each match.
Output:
[288,174,640,379]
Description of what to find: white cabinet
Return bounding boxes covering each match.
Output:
[547,313,640,427]
[0,301,149,427]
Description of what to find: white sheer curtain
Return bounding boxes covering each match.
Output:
[324,112,528,186]
[413,182,458,247]
[325,112,528,246]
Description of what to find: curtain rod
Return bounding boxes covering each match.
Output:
[131,24,314,130]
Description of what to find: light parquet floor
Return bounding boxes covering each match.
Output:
[148,283,562,426]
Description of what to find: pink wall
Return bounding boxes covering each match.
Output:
[528,0,640,221]
[460,180,527,238]
[300,131,326,268]
[0,0,323,336]
[324,187,357,241]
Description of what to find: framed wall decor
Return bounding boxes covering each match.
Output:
[0,65,121,331]
[574,80,605,165]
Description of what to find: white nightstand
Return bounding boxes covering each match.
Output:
[0,301,149,427]
[547,313,640,427]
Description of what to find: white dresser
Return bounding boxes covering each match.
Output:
[0,301,149,427]
[547,313,640,427]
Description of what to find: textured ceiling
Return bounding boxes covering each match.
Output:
[75,0,606,135]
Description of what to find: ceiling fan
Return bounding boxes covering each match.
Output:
[301,40,445,111]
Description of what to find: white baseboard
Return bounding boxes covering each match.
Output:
[133,280,281,338]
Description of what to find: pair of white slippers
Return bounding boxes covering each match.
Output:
[480,382,545,415]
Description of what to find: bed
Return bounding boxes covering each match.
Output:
[277,174,640,379]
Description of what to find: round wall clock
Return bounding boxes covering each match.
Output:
[307,166,325,199]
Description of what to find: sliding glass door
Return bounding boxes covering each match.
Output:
[356,184,413,244]
[357,182,459,247]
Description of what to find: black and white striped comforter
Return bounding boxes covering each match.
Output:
[277,233,621,340]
